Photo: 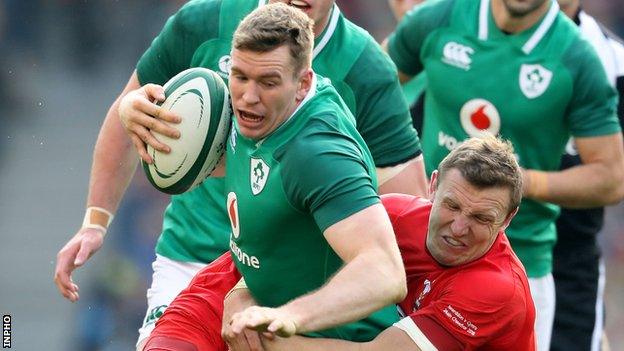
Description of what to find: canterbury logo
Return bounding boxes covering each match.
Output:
[442,41,474,70]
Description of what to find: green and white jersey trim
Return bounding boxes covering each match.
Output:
[256,1,340,60]
[313,5,341,58]
[478,0,560,54]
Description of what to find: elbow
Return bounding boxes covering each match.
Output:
[603,165,624,205]
[392,273,408,303]
[370,251,407,304]
[385,260,407,304]
[605,180,624,205]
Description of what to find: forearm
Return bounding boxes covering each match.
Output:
[264,326,421,351]
[524,162,624,208]
[86,97,139,212]
[264,335,363,351]
[278,248,406,334]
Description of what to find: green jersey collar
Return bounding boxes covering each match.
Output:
[313,4,341,59]
[478,0,560,54]
[257,1,340,60]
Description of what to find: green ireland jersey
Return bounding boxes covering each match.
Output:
[225,76,397,341]
[387,0,620,277]
[135,0,420,263]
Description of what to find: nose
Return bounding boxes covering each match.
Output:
[242,82,260,105]
[450,214,470,237]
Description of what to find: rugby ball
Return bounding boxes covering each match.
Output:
[143,67,231,194]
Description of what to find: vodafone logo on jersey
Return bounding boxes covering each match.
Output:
[460,99,501,137]
[227,192,240,239]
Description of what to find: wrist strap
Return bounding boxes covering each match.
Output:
[526,170,549,199]
[82,206,114,235]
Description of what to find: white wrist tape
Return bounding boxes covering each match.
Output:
[82,206,114,235]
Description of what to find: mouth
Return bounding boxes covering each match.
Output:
[289,0,311,11]
[238,110,264,123]
[442,236,465,248]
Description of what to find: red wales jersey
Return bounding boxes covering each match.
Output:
[382,194,536,351]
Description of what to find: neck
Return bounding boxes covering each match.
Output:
[559,1,580,20]
[491,0,551,33]
[312,9,332,38]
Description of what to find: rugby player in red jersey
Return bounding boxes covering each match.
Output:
[144,136,535,351]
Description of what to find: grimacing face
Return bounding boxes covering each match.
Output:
[229,46,312,140]
[426,169,517,267]
[270,0,334,35]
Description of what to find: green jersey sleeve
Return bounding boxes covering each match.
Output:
[345,40,422,166]
[387,0,454,76]
[278,118,380,232]
[136,0,222,85]
[563,38,621,137]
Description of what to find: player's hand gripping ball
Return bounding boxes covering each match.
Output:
[143,68,231,194]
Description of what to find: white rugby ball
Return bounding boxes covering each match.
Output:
[143,67,231,194]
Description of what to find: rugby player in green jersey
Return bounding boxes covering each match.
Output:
[54,0,426,349]
[383,0,624,349]
[142,3,407,349]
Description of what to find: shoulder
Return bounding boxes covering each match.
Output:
[381,194,431,222]
[402,0,457,26]
[283,114,359,162]
[448,241,529,308]
[558,15,602,66]
[450,266,517,305]
[171,0,223,33]
[345,35,398,79]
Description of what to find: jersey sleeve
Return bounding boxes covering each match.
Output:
[136,0,222,85]
[387,0,454,77]
[398,271,530,349]
[279,118,380,232]
[563,38,621,137]
[344,41,422,167]
[609,37,624,127]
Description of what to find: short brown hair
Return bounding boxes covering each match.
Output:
[436,136,523,213]
[232,3,314,75]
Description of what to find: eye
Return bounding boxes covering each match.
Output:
[261,80,278,88]
[233,74,247,82]
[474,215,493,225]
[445,201,460,211]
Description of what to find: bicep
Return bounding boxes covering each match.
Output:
[322,203,395,263]
[377,155,428,197]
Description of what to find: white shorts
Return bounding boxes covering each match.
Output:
[529,273,556,351]
[136,254,207,347]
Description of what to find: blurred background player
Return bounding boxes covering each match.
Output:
[144,3,408,348]
[551,0,624,350]
[383,0,624,350]
[386,0,427,134]
[54,0,426,349]
[146,136,536,351]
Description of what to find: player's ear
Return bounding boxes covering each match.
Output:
[428,170,439,200]
[296,68,313,102]
[501,207,519,231]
